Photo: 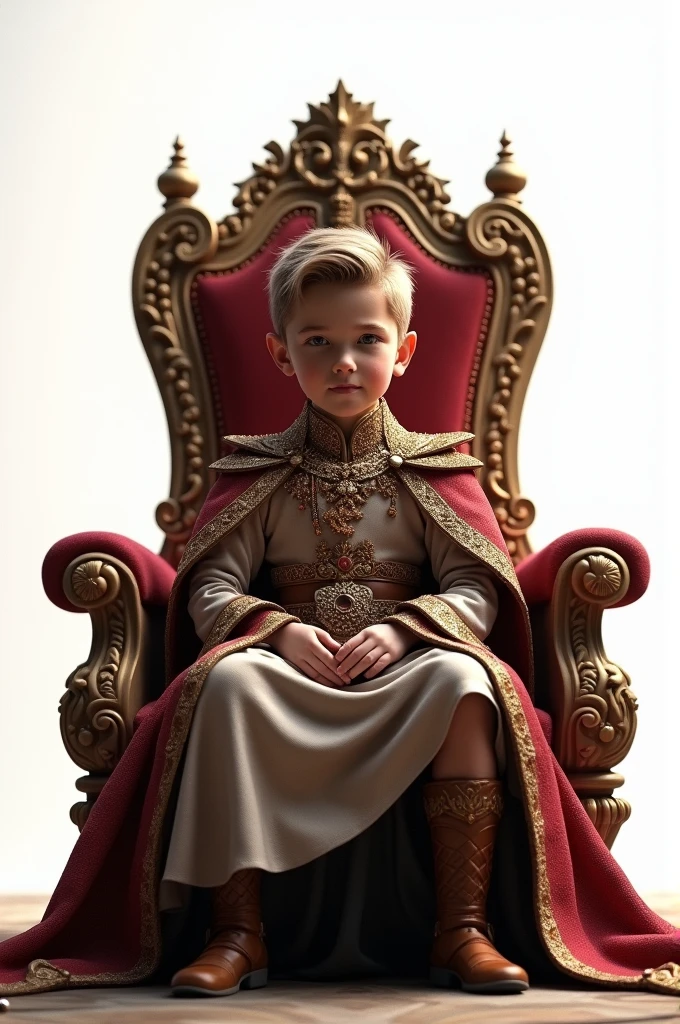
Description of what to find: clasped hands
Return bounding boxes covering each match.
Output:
[268,621,417,688]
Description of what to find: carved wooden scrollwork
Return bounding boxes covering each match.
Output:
[60,554,150,828]
[134,88,552,566]
[132,139,219,566]
[548,546,638,847]
[219,81,463,244]
[467,197,552,562]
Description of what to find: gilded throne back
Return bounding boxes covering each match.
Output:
[57,83,639,848]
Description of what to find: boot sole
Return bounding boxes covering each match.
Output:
[430,966,528,994]
[171,967,268,997]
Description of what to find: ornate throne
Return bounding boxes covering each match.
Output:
[43,83,647,848]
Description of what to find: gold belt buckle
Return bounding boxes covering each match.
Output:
[314,581,374,641]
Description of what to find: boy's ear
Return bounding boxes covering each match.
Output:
[392,331,417,378]
[266,332,297,377]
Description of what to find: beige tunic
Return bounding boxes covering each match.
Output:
[160,418,505,910]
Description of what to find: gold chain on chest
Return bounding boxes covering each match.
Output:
[283,451,399,536]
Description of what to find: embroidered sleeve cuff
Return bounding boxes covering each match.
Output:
[384,595,485,648]
[199,595,300,656]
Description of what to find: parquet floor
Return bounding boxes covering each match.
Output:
[1,893,678,1023]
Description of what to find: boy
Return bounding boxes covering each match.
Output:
[162,226,528,995]
[2,228,677,1003]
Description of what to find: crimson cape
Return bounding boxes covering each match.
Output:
[1,448,679,997]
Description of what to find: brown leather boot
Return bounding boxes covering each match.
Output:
[171,867,268,997]
[423,778,529,994]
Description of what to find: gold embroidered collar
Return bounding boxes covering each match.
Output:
[307,401,384,462]
[210,397,483,474]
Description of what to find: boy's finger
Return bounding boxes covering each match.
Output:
[338,640,375,677]
[316,629,341,652]
[335,634,364,663]
[312,640,344,671]
[308,656,344,687]
[346,649,385,680]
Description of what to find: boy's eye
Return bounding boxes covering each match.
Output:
[358,334,381,344]
[305,336,329,346]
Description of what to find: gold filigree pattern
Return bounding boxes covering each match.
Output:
[642,962,680,994]
[308,402,385,460]
[397,595,484,648]
[0,959,72,996]
[284,595,402,641]
[424,780,504,824]
[271,538,422,588]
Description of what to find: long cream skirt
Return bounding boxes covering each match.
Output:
[159,644,505,911]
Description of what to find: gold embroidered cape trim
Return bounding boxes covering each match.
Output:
[396,595,485,648]
[378,610,678,991]
[396,465,533,687]
[0,609,301,996]
[7,608,678,995]
[199,595,297,656]
[164,464,296,682]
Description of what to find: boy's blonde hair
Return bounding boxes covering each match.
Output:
[268,227,414,340]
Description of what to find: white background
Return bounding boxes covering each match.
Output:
[0,0,678,896]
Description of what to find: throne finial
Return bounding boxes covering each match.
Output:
[157,136,199,208]
[485,131,527,202]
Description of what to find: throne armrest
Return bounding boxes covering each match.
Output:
[516,528,650,608]
[517,528,650,849]
[42,531,176,829]
[43,530,175,611]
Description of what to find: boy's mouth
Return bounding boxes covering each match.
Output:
[329,385,361,392]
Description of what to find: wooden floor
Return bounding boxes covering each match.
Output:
[1,893,678,1023]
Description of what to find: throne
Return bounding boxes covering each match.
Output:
[43,83,647,849]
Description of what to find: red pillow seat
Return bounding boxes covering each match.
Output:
[192,210,493,437]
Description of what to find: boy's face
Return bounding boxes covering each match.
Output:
[266,281,417,429]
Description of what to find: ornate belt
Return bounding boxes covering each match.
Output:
[280,579,417,642]
[272,543,421,641]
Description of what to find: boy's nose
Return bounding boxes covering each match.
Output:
[332,352,357,372]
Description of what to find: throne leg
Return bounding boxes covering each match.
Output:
[567,771,632,849]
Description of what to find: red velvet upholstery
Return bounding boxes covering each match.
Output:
[43,531,176,612]
[516,528,650,608]
[192,210,492,437]
[192,214,316,438]
[366,211,492,432]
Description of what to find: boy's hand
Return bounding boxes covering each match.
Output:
[268,621,344,688]
[334,623,417,684]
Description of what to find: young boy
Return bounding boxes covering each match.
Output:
[1,228,678,1005]
[161,226,529,995]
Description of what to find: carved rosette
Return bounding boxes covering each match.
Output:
[60,554,150,828]
[466,192,551,562]
[549,546,637,765]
